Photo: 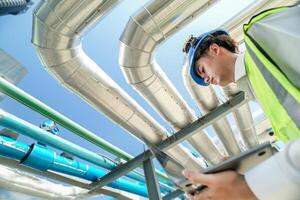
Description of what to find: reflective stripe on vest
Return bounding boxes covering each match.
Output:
[243,6,300,143]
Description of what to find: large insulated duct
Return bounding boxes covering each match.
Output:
[32,0,202,170]
[119,0,228,164]
[182,66,241,156]
[222,84,259,148]
[0,135,151,197]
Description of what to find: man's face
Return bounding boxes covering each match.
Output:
[195,44,235,86]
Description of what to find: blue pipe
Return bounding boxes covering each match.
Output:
[0,109,172,194]
[0,109,145,181]
[0,135,29,160]
[0,135,148,197]
[22,144,104,181]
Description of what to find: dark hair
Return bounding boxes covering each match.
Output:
[195,34,238,61]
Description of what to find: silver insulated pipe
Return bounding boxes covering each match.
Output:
[119,0,226,165]
[222,84,259,148]
[32,0,202,170]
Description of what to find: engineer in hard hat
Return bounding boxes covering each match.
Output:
[181,6,300,200]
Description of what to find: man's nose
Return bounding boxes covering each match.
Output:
[204,75,210,83]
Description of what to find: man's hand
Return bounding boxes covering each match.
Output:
[182,170,257,200]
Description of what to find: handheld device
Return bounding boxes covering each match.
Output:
[147,142,275,195]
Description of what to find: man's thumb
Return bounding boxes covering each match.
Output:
[182,169,215,186]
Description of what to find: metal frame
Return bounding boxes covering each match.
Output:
[143,158,162,200]
[163,189,184,200]
[89,92,247,199]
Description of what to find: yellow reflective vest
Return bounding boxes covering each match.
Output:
[244,6,300,143]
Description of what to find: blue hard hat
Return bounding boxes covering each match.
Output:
[182,29,229,86]
[39,119,60,135]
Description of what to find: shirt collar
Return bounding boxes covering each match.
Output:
[234,52,246,82]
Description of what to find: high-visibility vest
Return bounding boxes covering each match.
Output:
[244,6,300,143]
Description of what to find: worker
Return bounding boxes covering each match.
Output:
[182,5,300,200]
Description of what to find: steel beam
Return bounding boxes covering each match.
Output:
[163,189,184,200]
[89,92,246,192]
[89,151,153,190]
[143,159,162,200]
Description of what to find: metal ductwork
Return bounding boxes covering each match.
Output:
[119,0,228,165]
[222,84,259,148]
[182,65,241,156]
[32,0,202,170]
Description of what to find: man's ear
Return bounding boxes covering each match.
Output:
[209,43,220,56]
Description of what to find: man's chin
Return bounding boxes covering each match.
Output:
[214,80,224,86]
[219,80,232,87]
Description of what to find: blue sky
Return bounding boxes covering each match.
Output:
[0,0,260,199]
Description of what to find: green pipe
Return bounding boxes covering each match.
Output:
[0,76,170,182]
